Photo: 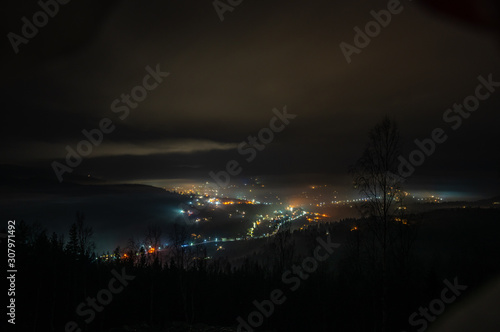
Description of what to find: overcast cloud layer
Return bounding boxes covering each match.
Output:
[1,0,499,197]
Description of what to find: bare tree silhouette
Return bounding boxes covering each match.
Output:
[350,117,403,332]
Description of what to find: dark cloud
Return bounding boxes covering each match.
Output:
[1,0,499,197]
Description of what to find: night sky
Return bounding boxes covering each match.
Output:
[3,3,500,330]
[2,0,500,198]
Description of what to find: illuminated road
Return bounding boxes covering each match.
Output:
[181,213,305,247]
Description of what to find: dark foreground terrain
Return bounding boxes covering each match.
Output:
[10,204,500,332]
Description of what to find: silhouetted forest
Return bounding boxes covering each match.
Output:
[13,206,500,332]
